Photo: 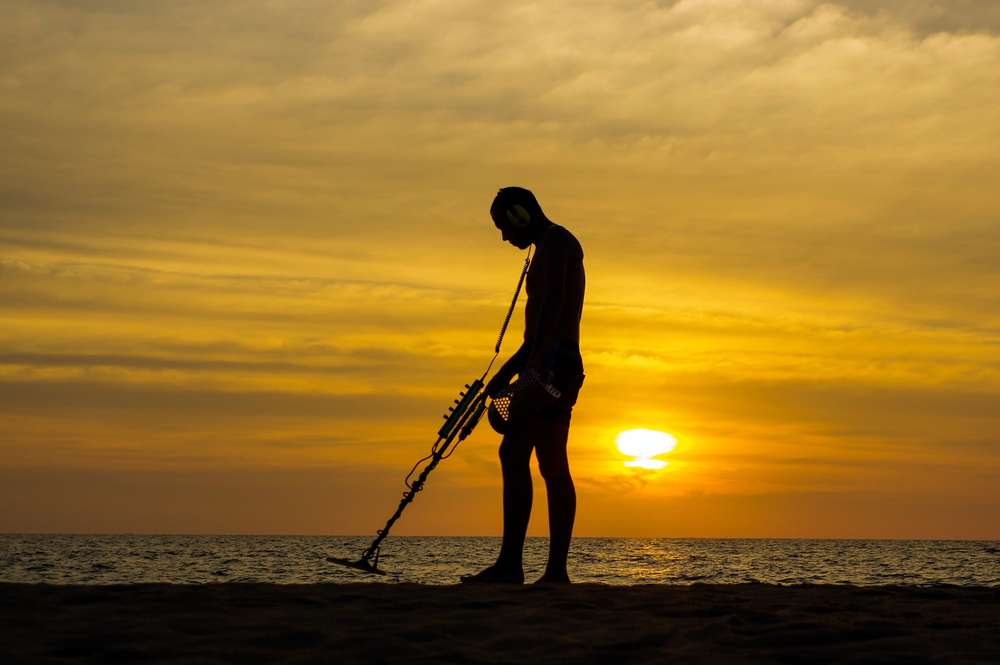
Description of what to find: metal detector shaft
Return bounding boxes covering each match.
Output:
[348,381,487,570]
[328,248,530,575]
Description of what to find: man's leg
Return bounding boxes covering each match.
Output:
[494,428,535,573]
[534,420,576,583]
[460,428,534,583]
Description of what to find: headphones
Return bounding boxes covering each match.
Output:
[506,204,532,229]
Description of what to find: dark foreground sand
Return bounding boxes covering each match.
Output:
[2,583,999,664]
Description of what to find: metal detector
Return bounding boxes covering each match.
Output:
[328,249,531,576]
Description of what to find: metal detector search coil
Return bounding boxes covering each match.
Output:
[488,368,562,434]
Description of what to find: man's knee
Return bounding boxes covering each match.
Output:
[538,454,571,483]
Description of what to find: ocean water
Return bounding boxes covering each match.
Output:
[2,535,998,586]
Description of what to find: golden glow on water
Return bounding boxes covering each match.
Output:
[615,429,676,469]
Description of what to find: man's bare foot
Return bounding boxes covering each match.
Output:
[460,565,524,584]
[532,573,571,585]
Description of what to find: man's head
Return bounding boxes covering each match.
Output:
[490,187,548,249]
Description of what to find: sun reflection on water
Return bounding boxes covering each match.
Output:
[623,458,669,469]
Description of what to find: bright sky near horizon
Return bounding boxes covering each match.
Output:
[2,0,999,538]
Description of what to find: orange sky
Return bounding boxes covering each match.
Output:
[2,0,999,538]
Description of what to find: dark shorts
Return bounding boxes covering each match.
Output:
[536,339,585,426]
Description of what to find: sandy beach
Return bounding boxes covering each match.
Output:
[2,582,998,664]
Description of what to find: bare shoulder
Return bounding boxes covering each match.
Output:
[539,224,584,261]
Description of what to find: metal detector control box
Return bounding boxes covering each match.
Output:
[439,379,484,439]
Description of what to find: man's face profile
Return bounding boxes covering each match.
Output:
[491,205,531,250]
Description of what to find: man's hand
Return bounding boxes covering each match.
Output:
[485,339,533,398]
[485,371,513,399]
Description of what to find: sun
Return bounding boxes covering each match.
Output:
[615,429,677,469]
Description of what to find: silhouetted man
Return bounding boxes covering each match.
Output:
[462,187,585,584]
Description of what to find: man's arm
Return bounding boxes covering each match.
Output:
[484,338,531,398]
